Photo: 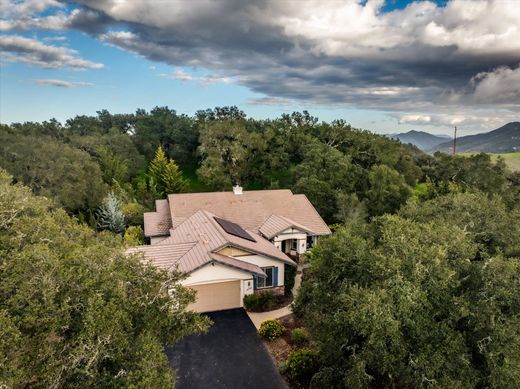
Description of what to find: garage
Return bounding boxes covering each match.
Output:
[189,280,241,312]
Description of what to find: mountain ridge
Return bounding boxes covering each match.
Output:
[388,130,451,150]
[429,122,520,154]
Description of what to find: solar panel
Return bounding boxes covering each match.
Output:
[214,217,256,242]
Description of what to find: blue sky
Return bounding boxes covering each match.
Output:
[1,0,519,135]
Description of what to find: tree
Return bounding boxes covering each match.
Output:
[0,129,106,212]
[163,159,188,194]
[0,169,211,387]
[148,146,187,197]
[364,164,412,216]
[123,225,145,246]
[399,191,520,257]
[293,216,520,388]
[97,192,125,233]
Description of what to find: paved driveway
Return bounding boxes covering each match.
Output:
[167,309,286,389]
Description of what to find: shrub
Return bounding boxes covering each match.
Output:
[243,291,276,312]
[284,348,320,384]
[284,264,297,296]
[243,293,261,311]
[258,319,284,341]
[290,328,309,346]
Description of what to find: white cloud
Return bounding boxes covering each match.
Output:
[33,79,94,87]
[248,96,292,106]
[471,65,520,104]
[0,35,104,69]
[159,69,233,85]
[399,115,432,124]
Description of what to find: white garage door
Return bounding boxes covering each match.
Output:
[189,280,241,312]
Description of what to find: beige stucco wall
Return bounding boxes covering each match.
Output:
[150,236,169,245]
[217,246,252,257]
[233,254,285,286]
[183,262,254,306]
[272,229,308,254]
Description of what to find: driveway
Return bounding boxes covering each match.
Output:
[167,309,286,389]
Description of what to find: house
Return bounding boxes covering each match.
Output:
[129,186,330,313]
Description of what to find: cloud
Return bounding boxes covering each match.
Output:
[2,0,520,132]
[0,35,104,69]
[248,96,292,106]
[399,115,432,125]
[43,36,67,42]
[33,79,94,87]
[471,64,520,104]
[159,69,233,85]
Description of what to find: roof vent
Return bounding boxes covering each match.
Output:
[233,184,243,195]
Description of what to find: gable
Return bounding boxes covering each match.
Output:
[217,246,254,257]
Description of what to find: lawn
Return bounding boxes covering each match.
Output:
[459,152,520,172]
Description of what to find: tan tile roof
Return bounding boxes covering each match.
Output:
[143,199,172,237]
[259,214,314,239]
[167,189,330,236]
[130,209,296,275]
[210,253,266,277]
[126,242,197,272]
[159,210,296,265]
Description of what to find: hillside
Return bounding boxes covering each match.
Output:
[389,130,451,151]
[430,122,520,154]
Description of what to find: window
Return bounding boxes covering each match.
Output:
[257,267,275,288]
[291,239,297,251]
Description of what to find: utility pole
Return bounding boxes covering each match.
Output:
[453,126,457,155]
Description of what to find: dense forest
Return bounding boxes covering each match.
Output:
[1,107,519,387]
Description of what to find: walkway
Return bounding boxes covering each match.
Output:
[247,264,305,329]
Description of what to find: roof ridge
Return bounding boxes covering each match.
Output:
[197,209,228,243]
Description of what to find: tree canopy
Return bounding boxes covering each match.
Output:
[0,169,210,388]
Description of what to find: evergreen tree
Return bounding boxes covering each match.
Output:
[163,159,188,194]
[97,192,125,233]
[148,146,186,197]
[148,146,169,189]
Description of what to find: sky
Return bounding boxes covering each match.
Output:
[0,0,519,136]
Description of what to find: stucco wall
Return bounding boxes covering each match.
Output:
[183,262,254,307]
[150,236,168,245]
[183,262,251,286]
[233,254,285,286]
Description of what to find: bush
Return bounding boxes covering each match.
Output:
[290,328,309,346]
[284,264,297,296]
[258,319,284,341]
[243,291,276,312]
[284,348,320,384]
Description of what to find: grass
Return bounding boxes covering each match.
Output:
[458,152,520,172]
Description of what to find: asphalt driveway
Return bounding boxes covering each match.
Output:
[167,308,286,389]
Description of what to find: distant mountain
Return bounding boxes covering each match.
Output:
[388,130,451,151]
[430,122,520,154]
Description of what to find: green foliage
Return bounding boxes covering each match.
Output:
[365,164,412,216]
[290,328,309,346]
[283,348,320,385]
[148,146,187,197]
[284,264,297,296]
[400,191,520,256]
[123,225,145,247]
[121,201,145,226]
[163,159,188,194]
[294,215,520,388]
[0,128,106,212]
[97,192,125,233]
[96,145,129,184]
[258,319,284,341]
[0,169,211,387]
[243,291,276,312]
